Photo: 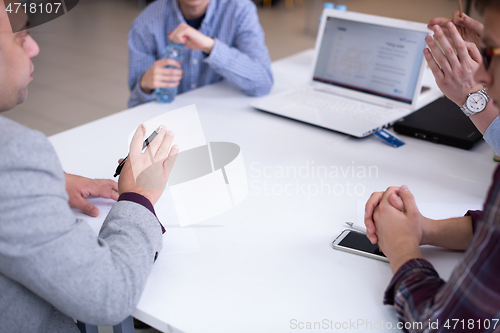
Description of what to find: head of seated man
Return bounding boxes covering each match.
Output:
[0,1,39,112]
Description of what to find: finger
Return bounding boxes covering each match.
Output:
[74,196,99,217]
[364,192,383,241]
[446,21,470,65]
[428,17,451,29]
[424,47,445,81]
[364,192,383,222]
[102,179,118,191]
[461,15,484,36]
[155,58,182,68]
[398,185,419,214]
[388,192,404,211]
[168,28,189,44]
[88,181,120,201]
[467,42,482,63]
[431,25,460,72]
[153,81,181,89]
[156,68,183,77]
[155,71,183,82]
[145,126,167,157]
[426,31,451,74]
[130,124,146,159]
[163,144,179,181]
[155,130,175,162]
[100,179,119,194]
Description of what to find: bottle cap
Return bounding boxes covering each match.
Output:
[323,3,335,9]
[336,4,347,11]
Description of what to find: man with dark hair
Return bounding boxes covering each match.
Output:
[363,0,500,331]
[0,2,178,331]
[127,0,273,108]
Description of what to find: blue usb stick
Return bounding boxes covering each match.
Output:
[373,129,405,148]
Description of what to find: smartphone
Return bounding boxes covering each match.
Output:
[332,229,389,263]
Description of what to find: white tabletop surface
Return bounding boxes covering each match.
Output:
[49,50,497,333]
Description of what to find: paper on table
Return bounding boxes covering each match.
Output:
[127,104,206,153]
[355,201,482,228]
[71,196,201,256]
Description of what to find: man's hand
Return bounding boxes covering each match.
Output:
[168,23,215,54]
[65,173,119,217]
[372,185,424,273]
[364,187,404,244]
[424,22,483,107]
[140,59,183,94]
[428,12,483,47]
[118,124,178,206]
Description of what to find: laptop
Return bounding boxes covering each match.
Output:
[393,96,483,150]
[251,9,430,137]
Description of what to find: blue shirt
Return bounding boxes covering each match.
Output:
[483,116,500,154]
[128,0,273,108]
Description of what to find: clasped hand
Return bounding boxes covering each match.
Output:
[364,185,425,273]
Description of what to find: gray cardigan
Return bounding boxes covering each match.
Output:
[0,116,163,332]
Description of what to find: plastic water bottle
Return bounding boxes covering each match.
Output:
[323,2,334,9]
[335,0,346,11]
[155,43,185,103]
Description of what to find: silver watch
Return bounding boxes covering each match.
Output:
[460,88,489,116]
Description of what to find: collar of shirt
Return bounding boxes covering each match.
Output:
[171,0,216,34]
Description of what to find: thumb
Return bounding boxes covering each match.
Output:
[75,196,99,217]
[399,185,418,214]
[389,192,404,212]
[463,15,484,36]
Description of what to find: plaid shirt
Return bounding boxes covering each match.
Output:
[384,165,500,332]
[127,0,273,108]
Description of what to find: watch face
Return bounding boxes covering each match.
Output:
[466,93,487,112]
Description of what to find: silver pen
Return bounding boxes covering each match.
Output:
[345,221,366,233]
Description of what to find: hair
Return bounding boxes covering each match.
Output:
[475,0,500,14]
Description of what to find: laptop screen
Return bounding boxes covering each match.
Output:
[313,16,428,104]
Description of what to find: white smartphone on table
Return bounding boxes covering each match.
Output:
[332,229,389,263]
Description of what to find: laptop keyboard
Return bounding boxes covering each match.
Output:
[285,89,406,123]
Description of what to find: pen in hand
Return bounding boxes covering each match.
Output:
[114,125,164,177]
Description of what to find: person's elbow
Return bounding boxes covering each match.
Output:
[244,71,274,97]
[72,281,142,326]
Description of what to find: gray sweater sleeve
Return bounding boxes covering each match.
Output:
[0,124,162,326]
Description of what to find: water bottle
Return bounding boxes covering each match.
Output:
[335,0,346,11]
[155,43,185,103]
[323,2,334,9]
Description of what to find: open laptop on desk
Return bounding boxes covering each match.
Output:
[251,9,431,138]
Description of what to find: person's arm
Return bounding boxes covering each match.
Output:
[384,216,499,332]
[420,216,473,250]
[365,187,474,251]
[0,126,177,325]
[424,16,500,152]
[127,19,172,108]
[370,186,499,332]
[169,3,273,96]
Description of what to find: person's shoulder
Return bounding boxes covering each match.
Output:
[132,0,171,29]
[218,0,256,12]
[0,116,46,148]
[0,116,60,172]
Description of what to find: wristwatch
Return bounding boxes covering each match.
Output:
[460,87,489,116]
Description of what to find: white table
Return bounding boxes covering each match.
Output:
[50,50,497,333]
